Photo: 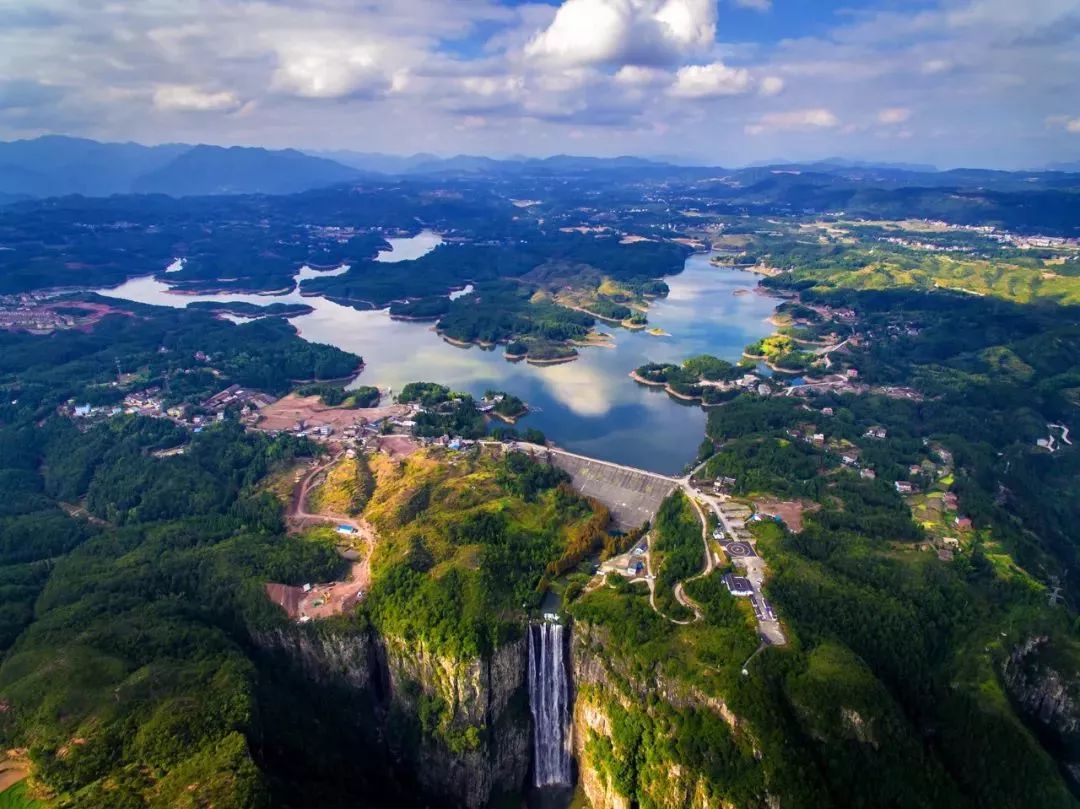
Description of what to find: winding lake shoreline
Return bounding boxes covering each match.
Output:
[95,238,777,474]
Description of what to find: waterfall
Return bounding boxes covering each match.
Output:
[528,622,571,787]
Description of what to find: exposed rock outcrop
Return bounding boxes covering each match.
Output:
[253,624,374,688]
[570,621,754,809]
[1003,635,1080,788]
[254,622,530,808]
[381,633,531,808]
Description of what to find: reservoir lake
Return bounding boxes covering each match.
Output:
[98,232,777,475]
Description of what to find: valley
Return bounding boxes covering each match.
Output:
[0,156,1077,809]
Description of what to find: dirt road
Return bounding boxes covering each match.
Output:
[267,453,379,621]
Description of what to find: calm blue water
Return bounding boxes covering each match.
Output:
[97,235,776,474]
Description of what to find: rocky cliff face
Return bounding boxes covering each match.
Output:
[254,624,374,688]
[570,621,752,809]
[1003,635,1080,787]
[381,633,531,808]
[254,623,530,808]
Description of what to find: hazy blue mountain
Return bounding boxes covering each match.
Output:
[303,150,673,176]
[309,150,441,173]
[131,144,362,196]
[813,157,939,173]
[0,135,188,196]
[0,136,362,197]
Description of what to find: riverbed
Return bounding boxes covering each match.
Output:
[97,232,776,475]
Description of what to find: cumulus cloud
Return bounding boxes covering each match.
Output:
[153,84,242,112]
[877,106,911,124]
[614,65,670,86]
[758,75,784,96]
[270,42,395,99]
[525,0,715,66]
[669,62,752,98]
[0,0,1077,166]
[745,108,838,135]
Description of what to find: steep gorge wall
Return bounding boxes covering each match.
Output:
[570,621,758,809]
[1003,635,1080,789]
[253,623,531,808]
[381,632,531,807]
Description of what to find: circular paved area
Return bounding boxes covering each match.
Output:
[724,541,755,558]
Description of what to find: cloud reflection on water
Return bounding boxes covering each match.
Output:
[96,244,776,473]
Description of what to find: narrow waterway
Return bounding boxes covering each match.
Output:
[96,233,776,474]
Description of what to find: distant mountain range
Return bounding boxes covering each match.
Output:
[1,135,1077,201]
[309,149,670,176]
[0,136,363,198]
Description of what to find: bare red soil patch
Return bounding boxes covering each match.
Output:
[253,393,408,433]
[753,498,819,532]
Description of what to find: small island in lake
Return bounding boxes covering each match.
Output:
[187,300,315,319]
[631,354,762,405]
[480,390,529,423]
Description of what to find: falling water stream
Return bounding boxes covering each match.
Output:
[528,622,571,788]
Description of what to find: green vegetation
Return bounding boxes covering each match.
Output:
[1,169,1079,807]
[319,236,689,349]
[0,305,359,424]
[0,421,341,807]
[633,355,745,403]
[311,454,376,516]
[650,492,703,621]
[489,425,547,445]
[296,382,380,408]
[484,390,528,420]
[571,215,1080,806]
[362,449,608,658]
[756,238,1080,306]
[0,306,402,807]
[397,382,541,439]
[436,281,595,345]
[0,782,42,809]
[187,300,314,318]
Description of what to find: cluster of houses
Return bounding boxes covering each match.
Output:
[202,384,277,420]
[66,401,123,421]
[0,302,78,333]
[64,379,284,434]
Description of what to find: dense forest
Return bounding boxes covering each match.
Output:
[1,165,1079,808]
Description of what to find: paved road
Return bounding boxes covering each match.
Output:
[684,484,788,647]
[496,440,786,645]
[508,442,679,484]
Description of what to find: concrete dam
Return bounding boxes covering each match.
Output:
[519,445,678,531]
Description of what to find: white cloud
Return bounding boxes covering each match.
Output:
[271,42,393,99]
[745,107,838,135]
[920,58,952,75]
[669,62,752,98]
[525,0,716,66]
[877,106,911,124]
[614,65,670,86]
[153,84,242,112]
[0,0,1077,166]
[759,75,784,96]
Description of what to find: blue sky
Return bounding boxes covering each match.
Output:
[0,0,1078,168]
